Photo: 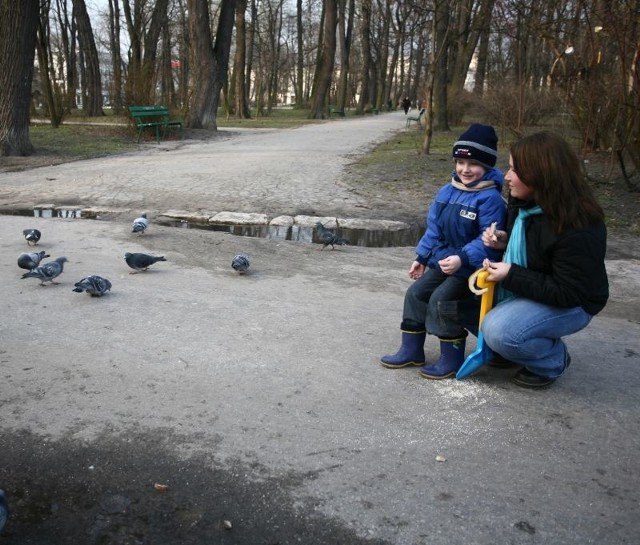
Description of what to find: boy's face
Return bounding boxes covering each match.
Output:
[455,159,487,185]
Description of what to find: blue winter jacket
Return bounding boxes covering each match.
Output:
[415,168,506,278]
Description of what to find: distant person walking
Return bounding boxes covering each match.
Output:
[401,97,411,115]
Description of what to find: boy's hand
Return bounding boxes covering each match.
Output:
[438,255,462,275]
[409,261,425,280]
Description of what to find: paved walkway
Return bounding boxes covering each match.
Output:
[0,113,639,544]
[0,113,407,219]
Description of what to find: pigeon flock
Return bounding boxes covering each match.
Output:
[16,214,172,294]
[16,215,350,297]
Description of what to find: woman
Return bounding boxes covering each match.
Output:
[480,131,609,389]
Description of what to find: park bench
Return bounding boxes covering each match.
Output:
[406,108,426,129]
[128,105,183,143]
[329,105,345,117]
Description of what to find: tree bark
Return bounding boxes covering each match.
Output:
[356,0,372,114]
[233,0,251,118]
[335,0,354,112]
[433,0,449,131]
[55,0,78,112]
[187,0,236,129]
[0,0,39,156]
[295,0,304,108]
[309,0,337,119]
[107,0,123,113]
[36,1,64,127]
[73,0,103,116]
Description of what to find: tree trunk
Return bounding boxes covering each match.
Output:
[356,0,372,114]
[233,0,250,118]
[449,0,496,96]
[107,0,123,112]
[309,0,337,119]
[295,0,304,108]
[187,0,235,129]
[54,0,78,113]
[0,0,39,156]
[433,0,449,131]
[141,0,170,103]
[36,2,64,127]
[73,0,103,116]
[335,0,354,112]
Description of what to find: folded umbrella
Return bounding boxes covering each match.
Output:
[456,268,496,380]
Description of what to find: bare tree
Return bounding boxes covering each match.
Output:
[295,0,304,108]
[233,0,251,118]
[0,0,39,156]
[54,0,78,112]
[186,0,235,129]
[356,0,372,114]
[309,0,337,118]
[335,0,354,112]
[36,0,64,126]
[107,0,123,113]
[73,0,103,115]
[432,0,449,130]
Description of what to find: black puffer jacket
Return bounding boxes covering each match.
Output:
[502,201,609,315]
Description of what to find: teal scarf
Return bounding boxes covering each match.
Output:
[498,205,543,302]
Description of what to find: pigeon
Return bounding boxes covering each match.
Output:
[124,252,166,273]
[21,256,68,285]
[0,489,8,534]
[17,250,51,271]
[23,228,42,245]
[314,222,349,250]
[72,275,112,297]
[132,213,149,235]
[231,254,251,274]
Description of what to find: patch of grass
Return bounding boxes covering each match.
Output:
[30,124,133,157]
[215,107,340,129]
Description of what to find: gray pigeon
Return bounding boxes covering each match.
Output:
[231,254,251,274]
[21,256,68,285]
[124,252,166,273]
[23,228,42,245]
[18,250,50,271]
[314,222,349,250]
[132,213,149,235]
[72,275,112,297]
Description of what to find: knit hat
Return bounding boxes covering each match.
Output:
[452,124,498,168]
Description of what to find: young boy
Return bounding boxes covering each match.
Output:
[381,124,507,379]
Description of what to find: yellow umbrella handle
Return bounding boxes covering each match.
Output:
[468,269,496,324]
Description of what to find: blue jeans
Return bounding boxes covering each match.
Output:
[403,268,480,338]
[481,298,592,378]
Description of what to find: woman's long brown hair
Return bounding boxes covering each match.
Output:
[510,131,604,234]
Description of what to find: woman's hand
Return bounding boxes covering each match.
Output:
[482,224,508,250]
[438,255,462,275]
[409,261,425,280]
[483,258,511,282]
